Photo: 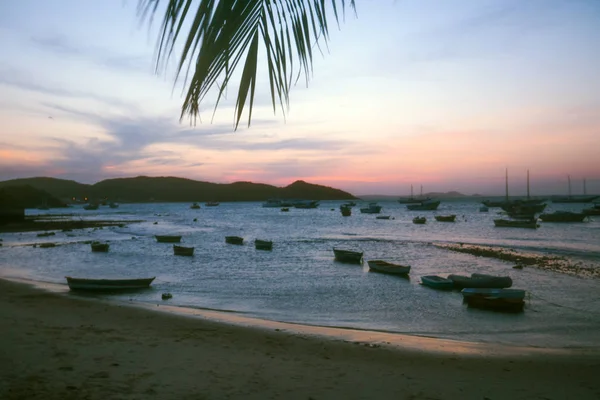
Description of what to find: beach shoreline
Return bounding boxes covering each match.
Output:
[1,277,599,399]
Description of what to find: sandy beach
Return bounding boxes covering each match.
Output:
[1,279,599,399]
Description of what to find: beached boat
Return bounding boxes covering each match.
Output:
[65,276,155,291]
[333,248,363,264]
[205,201,220,207]
[255,239,273,251]
[464,295,525,313]
[448,273,513,289]
[412,216,427,224]
[155,235,182,243]
[225,236,244,245]
[434,214,456,222]
[360,203,382,214]
[539,211,587,222]
[461,288,526,300]
[367,260,411,275]
[582,207,600,216]
[420,275,454,290]
[91,242,110,252]
[407,200,440,211]
[173,245,194,256]
[190,202,201,209]
[493,219,538,229]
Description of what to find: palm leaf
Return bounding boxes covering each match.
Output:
[138,0,356,129]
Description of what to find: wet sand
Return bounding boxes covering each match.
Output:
[1,278,599,400]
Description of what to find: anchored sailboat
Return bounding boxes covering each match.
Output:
[552,176,598,203]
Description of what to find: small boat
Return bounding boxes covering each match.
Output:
[225,236,244,245]
[39,242,56,248]
[397,185,431,204]
[173,245,194,256]
[293,200,320,209]
[463,295,525,313]
[280,207,289,212]
[448,273,513,289]
[162,292,173,300]
[420,275,454,290]
[205,201,220,206]
[539,211,587,222]
[190,202,201,209]
[412,216,427,224]
[434,214,456,222]
[37,232,56,237]
[340,204,352,216]
[582,207,600,216]
[65,276,155,291]
[333,248,363,264]
[367,260,411,275]
[461,288,526,300]
[91,242,110,252]
[407,199,441,211]
[359,202,382,214]
[83,203,99,210]
[255,239,273,251]
[155,235,182,243]
[493,219,538,229]
[375,215,392,220]
[552,176,598,203]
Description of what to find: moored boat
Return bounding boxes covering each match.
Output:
[367,260,411,275]
[225,236,244,245]
[448,273,513,289]
[65,276,155,291]
[205,201,220,206]
[407,200,440,211]
[173,245,194,256]
[420,275,454,290]
[412,216,426,224]
[434,214,456,222]
[190,202,201,209]
[83,203,99,210]
[91,242,110,252]
[375,215,391,220]
[255,239,273,251]
[461,288,526,299]
[463,295,525,313]
[333,248,363,264]
[340,204,352,216]
[539,211,587,222]
[155,235,182,243]
[359,203,382,214]
[293,200,319,209]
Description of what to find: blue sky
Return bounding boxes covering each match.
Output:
[1,0,599,196]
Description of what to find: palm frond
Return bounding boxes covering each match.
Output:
[138,0,356,129]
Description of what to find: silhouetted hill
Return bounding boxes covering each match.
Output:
[0,185,68,208]
[0,176,356,203]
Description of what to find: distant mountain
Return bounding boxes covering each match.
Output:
[0,176,356,204]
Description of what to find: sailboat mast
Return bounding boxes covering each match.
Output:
[584,178,587,195]
[527,170,530,199]
[410,184,413,199]
[420,185,423,198]
[505,168,509,202]
[568,175,572,198]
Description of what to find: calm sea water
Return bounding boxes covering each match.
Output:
[1,199,599,348]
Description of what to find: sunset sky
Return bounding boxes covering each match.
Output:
[1,0,599,196]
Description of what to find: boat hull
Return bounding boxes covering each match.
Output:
[173,245,194,256]
[155,235,182,243]
[421,275,454,290]
[225,236,244,245]
[367,260,410,275]
[65,277,155,291]
[255,240,273,250]
[448,274,513,289]
[333,248,363,264]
